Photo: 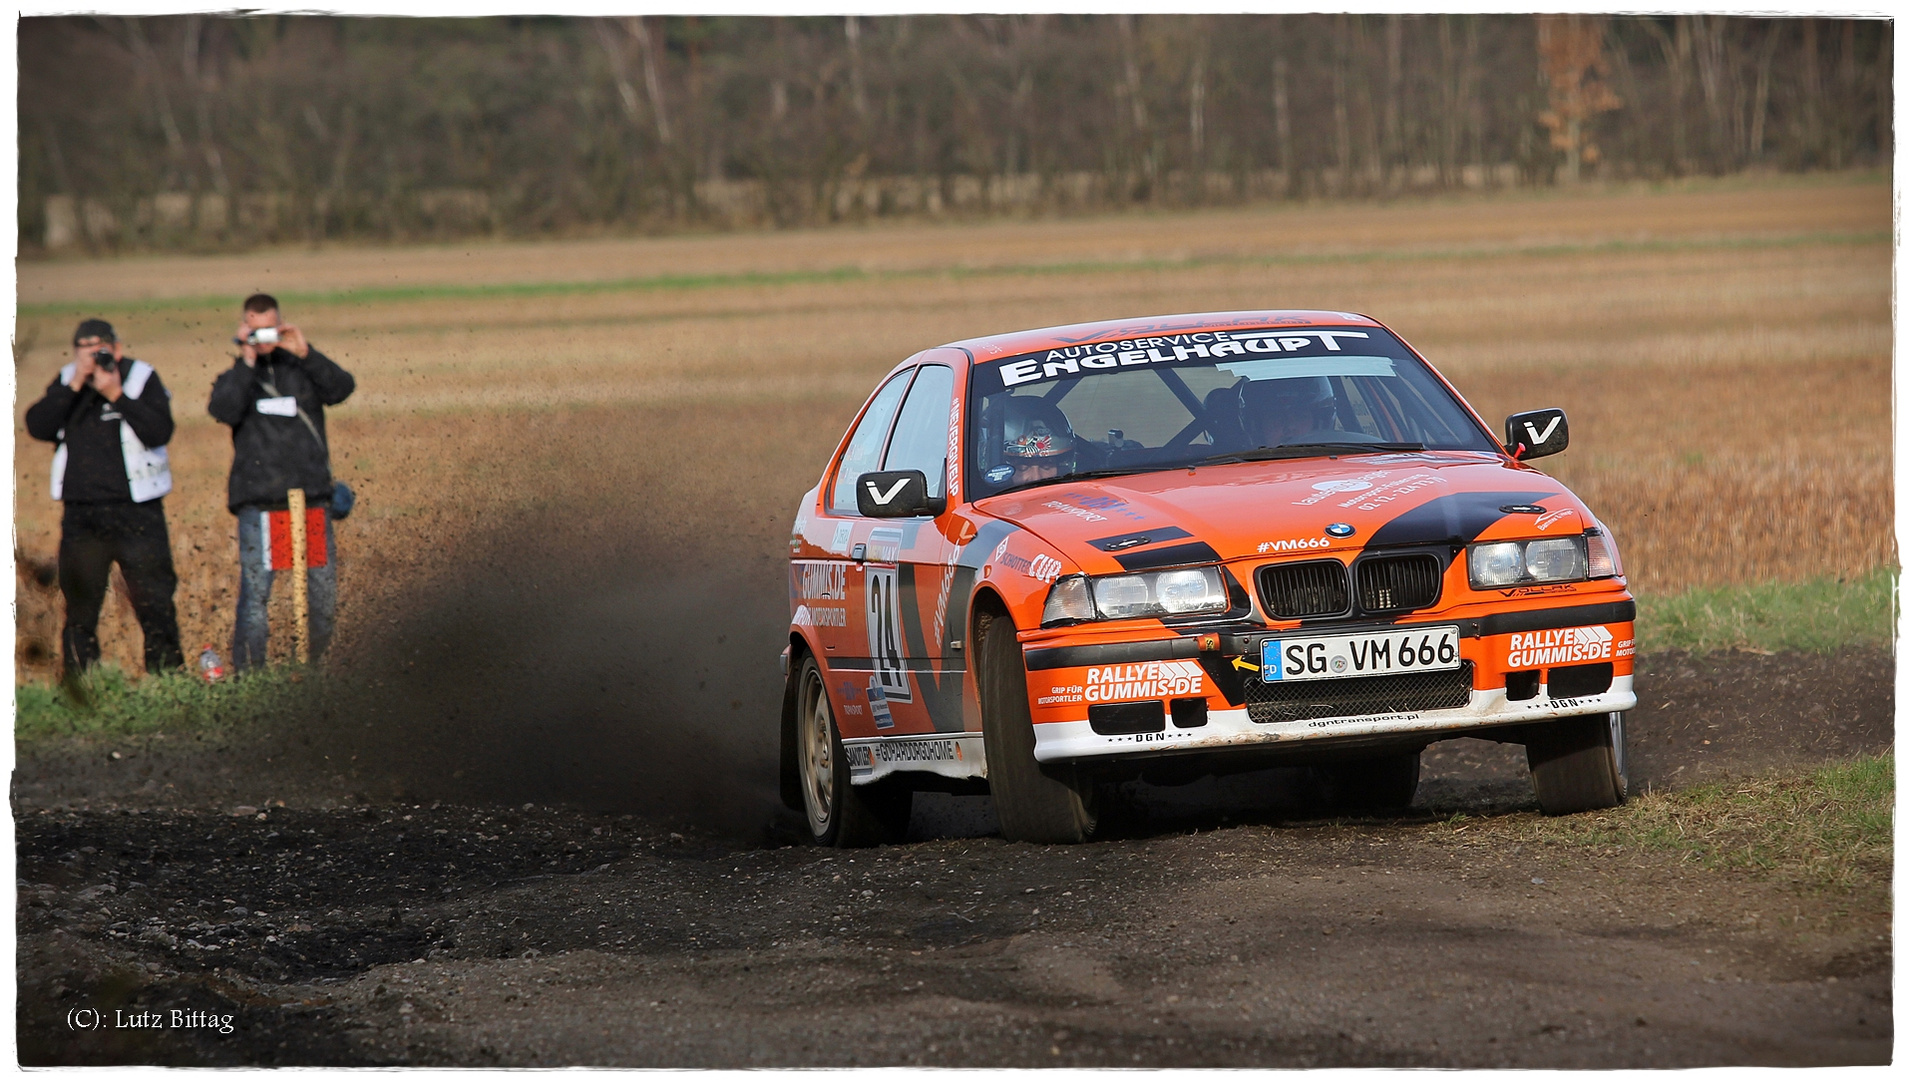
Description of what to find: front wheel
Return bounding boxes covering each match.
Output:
[795,656,911,846]
[979,613,1096,844]
[1527,711,1628,815]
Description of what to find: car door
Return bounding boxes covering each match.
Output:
[804,368,914,739]
[866,363,968,735]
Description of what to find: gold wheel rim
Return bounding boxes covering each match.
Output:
[801,668,835,835]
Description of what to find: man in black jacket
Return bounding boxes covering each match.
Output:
[24,318,185,676]
[208,293,356,669]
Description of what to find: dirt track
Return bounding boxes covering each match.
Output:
[14,645,1893,1066]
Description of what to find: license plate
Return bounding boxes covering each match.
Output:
[1260,626,1461,682]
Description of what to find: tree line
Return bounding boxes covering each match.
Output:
[18,14,1893,251]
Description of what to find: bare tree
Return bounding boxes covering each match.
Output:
[115,17,188,188]
[1383,15,1403,179]
[181,15,230,196]
[593,18,648,133]
[1331,16,1352,188]
[1271,51,1292,180]
[1874,25,1892,159]
[1690,15,1734,167]
[627,16,672,145]
[1188,50,1206,162]
[1748,22,1782,162]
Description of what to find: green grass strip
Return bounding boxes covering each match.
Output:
[17,228,1890,318]
[13,573,1893,741]
[14,665,305,743]
[1635,567,1897,655]
[1453,754,1894,894]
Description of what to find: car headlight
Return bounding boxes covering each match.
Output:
[1468,536,1597,589]
[1042,567,1229,626]
[1469,542,1526,587]
[1095,574,1153,618]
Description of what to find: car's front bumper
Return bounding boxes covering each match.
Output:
[1030,676,1634,764]
[1021,597,1636,765]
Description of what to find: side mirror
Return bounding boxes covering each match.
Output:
[855,470,945,518]
[1505,408,1569,460]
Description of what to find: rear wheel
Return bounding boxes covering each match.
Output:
[1527,711,1628,815]
[1312,750,1421,811]
[979,614,1096,844]
[796,656,911,846]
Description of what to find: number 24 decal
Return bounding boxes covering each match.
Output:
[865,567,913,702]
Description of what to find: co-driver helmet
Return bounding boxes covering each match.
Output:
[1238,376,1337,442]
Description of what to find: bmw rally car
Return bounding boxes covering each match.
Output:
[781,311,1634,845]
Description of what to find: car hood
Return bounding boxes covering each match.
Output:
[972,452,1591,574]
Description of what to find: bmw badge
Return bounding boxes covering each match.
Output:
[1325,522,1356,538]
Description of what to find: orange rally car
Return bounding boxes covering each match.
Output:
[780,310,1634,845]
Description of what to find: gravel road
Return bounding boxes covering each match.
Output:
[15,647,1892,1066]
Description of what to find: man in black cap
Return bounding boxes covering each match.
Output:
[208,293,356,669]
[24,318,185,677]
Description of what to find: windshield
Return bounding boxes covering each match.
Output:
[966,325,1498,497]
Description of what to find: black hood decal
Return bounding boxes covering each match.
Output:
[1113,540,1223,571]
[1086,526,1193,552]
[1363,491,1560,548]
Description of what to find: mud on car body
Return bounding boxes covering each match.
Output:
[781,311,1634,845]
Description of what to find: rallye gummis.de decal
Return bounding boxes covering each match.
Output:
[1041,660,1206,706]
[1503,625,1633,669]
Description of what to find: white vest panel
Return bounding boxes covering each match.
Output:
[50,360,173,503]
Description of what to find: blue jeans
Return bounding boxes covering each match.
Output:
[233,506,337,670]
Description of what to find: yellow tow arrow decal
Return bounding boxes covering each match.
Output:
[1230,656,1261,673]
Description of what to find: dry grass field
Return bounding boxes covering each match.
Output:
[13,173,1892,682]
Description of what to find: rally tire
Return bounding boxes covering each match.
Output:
[1313,750,1421,812]
[980,613,1097,844]
[795,656,911,847]
[1603,710,1629,800]
[1527,711,1628,815]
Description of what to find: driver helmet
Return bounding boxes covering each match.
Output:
[1239,376,1336,442]
[999,396,1078,476]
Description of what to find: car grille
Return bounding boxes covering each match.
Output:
[1257,560,1351,619]
[1244,662,1474,724]
[1356,554,1442,614]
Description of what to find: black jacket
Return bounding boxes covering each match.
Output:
[24,358,174,505]
[207,345,355,512]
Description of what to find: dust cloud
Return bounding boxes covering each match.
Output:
[270,399,853,840]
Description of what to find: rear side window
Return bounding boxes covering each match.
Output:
[830,371,915,513]
[881,365,956,498]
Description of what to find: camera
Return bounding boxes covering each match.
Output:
[249,326,280,347]
[90,349,114,367]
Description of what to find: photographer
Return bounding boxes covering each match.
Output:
[23,319,184,677]
[208,293,356,670]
